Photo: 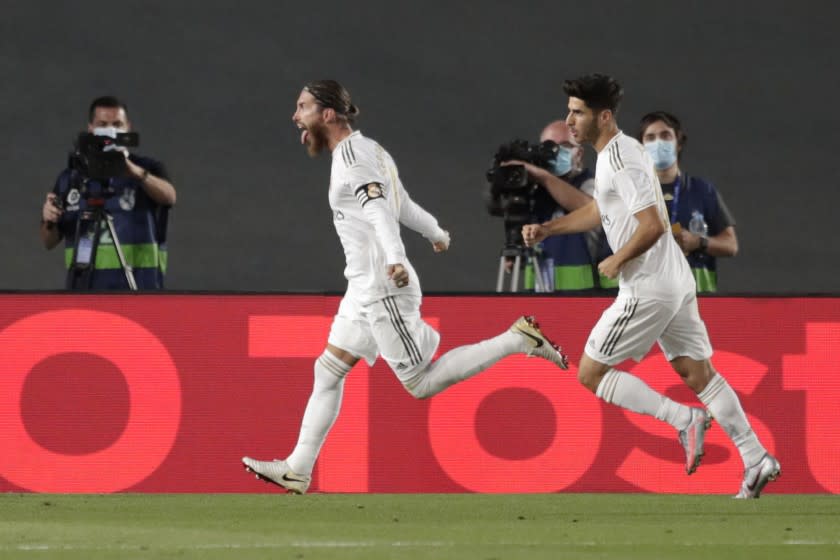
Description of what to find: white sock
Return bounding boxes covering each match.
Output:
[406,330,521,398]
[697,373,766,468]
[286,351,352,475]
[596,369,692,430]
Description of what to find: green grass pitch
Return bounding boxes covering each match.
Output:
[1,493,838,559]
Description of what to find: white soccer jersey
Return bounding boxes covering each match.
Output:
[594,131,695,299]
[328,131,448,306]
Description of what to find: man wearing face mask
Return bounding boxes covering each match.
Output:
[39,96,177,289]
[503,120,616,291]
[638,111,737,292]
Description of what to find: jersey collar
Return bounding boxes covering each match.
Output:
[332,130,362,157]
[598,130,623,154]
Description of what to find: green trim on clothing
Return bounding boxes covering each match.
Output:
[65,244,166,272]
[524,264,595,291]
[692,267,717,293]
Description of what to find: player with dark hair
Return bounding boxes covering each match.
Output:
[523,74,779,498]
[241,80,568,494]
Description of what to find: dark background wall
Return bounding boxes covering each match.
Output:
[2,0,837,293]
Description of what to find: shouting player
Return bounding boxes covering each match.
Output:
[242,80,568,494]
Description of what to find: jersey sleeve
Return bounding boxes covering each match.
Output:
[612,167,657,214]
[52,168,72,195]
[147,158,170,181]
[398,188,449,244]
[344,160,406,264]
[342,161,387,193]
[706,185,736,234]
[129,155,170,181]
[52,169,74,238]
[359,191,407,265]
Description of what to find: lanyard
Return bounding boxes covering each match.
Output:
[669,175,682,225]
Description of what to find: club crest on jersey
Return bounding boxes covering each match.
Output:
[366,184,384,199]
[355,183,385,207]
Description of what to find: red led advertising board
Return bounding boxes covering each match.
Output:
[0,294,837,494]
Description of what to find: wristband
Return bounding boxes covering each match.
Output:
[698,236,709,253]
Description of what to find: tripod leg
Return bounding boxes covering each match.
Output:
[104,212,138,291]
[496,256,507,292]
[532,254,545,293]
[511,255,521,292]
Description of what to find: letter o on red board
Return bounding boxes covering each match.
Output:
[0,310,181,492]
[428,360,601,492]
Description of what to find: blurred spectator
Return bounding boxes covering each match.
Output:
[638,111,737,292]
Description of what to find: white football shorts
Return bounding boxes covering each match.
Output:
[327,293,440,382]
[583,290,713,365]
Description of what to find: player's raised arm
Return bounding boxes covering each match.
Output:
[522,199,600,247]
[397,188,450,251]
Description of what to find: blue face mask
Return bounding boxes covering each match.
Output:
[549,146,575,176]
[644,139,678,170]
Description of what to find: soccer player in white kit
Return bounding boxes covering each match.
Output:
[242,80,568,493]
[523,74,780,498]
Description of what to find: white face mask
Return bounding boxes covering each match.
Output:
[549,145,576,176]
[644,139,678,170]
[92,126,127,138]
[92,127,130,153]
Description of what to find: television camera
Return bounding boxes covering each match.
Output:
[485,139,559,291]
[69,128,140,184]
[64,128,142,290]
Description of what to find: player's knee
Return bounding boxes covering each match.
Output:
[671,356,713,393]
[671,357,691,379]
[576,366,600,393]
[695,360,716,388]
[577,355,608,393]
[313,351,350,390]
[404,374,434,399]
[405,384,431,399]
[402,370,435,399]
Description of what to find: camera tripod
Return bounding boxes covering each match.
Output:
[495,245,551,293]
[68,196,138,291]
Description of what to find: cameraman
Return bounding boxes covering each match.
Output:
[40,96,176,290]
[503,120,616,291]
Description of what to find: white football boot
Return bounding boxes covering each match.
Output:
[679,408,712,475]
[735,453,781,499]
[510,315,569,369]
[242,457,311,494]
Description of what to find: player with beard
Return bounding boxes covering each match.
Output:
[522,74,779,498]
[242,80,569,494]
